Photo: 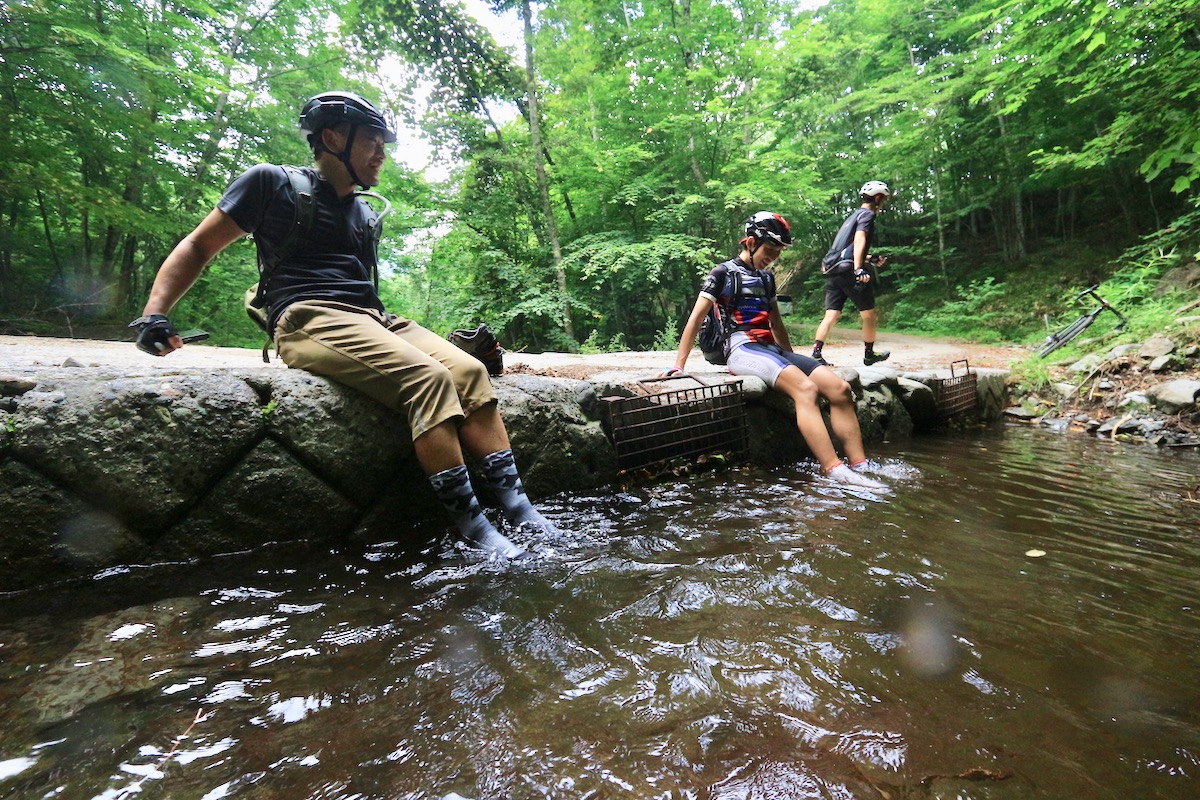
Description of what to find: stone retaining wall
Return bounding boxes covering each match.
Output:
[0,362,1008,593]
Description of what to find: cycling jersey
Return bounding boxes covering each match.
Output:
[699,257,776,355]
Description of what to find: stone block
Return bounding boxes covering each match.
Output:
[9,369,263,534]
[0,460,146,593]
[257,370,413,506]
[896,377,938,431]
[493,376,617,497]
[153,438,359,561]
[1139,334,1176,359]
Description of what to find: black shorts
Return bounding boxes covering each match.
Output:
[823,267,876,312]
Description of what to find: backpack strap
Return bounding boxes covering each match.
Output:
[353,190,392,297]
[253,167,316,303]
[725,269,740,335]
[245,167,316,362]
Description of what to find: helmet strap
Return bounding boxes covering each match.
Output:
[335,125,370,189]
[744,237,762,269]
[321,124,368,189]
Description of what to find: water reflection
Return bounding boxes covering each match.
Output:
[0,425,1198,799]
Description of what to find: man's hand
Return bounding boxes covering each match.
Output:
[129,314,182,356]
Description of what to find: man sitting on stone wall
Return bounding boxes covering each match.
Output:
[129,91,555,560]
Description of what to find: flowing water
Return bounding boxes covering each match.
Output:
[1,424,1198,800]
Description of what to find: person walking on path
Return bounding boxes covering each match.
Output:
[660,212,888,490]
[811,181,893,367]
[129,91,555,559]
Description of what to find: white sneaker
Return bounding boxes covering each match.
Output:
[827,463,889,491]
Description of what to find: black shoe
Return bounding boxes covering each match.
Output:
[863,350,891,366]
[812,354,831,367]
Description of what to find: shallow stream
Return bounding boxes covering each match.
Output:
[1,424,1198,799]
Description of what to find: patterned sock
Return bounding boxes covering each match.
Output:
[429,465,525,558]
[812,340,825,358]
[481,449,560,534]
[865,342,875,356]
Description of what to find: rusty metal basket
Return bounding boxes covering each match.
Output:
[602,374,749,473]
[930,359,978,420]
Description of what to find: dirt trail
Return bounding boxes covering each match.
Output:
[0,331,1028,378]
[795,329,1026,371]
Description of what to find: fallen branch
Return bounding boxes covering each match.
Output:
[920,767,1012,785]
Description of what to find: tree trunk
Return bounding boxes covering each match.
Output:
[996,113,1026,261]
[933,158,951,298]
[479,103,544,243]
[120,234,139,309]
[35,190,64,291]
[522,0,573,339]
[189,12,246,204]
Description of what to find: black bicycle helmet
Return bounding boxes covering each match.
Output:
[744,211,793,247]
[300,91,396,144]
[299,91,396,187]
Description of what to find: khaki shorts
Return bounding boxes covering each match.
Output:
[274,300,495,441]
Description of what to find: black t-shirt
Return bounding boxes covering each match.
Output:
[218,164,384,331]
[822,207,877,268]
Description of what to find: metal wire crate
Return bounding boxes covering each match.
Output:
[930,359,978,419]
[603,375,749,474]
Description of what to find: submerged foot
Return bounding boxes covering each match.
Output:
[851,458,921,482]
[827,462,889,491]
[505,506,563,538]
[461,521,530,560]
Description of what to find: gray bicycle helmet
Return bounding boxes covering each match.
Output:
[744,211,793,247]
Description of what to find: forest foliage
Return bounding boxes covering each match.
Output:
[1,0,1197,352]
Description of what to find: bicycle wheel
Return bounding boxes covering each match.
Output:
[1038,315,1093,358]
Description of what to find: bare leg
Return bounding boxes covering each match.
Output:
[808,366,867,464]
[775,365,888,490]
[859,309,890,363]
[414,419,467,476]
[772,366,842,471]
[813,309,842,345]
[860,309,877,345]
[458,401,511,460]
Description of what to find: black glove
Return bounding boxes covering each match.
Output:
[129,314,179,356]
[448,323,504,376]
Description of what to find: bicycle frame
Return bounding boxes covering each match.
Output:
[1037,285,1128,358]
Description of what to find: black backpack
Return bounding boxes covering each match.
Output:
[698,303,730,365]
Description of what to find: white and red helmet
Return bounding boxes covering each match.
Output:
[744,211,793,247]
